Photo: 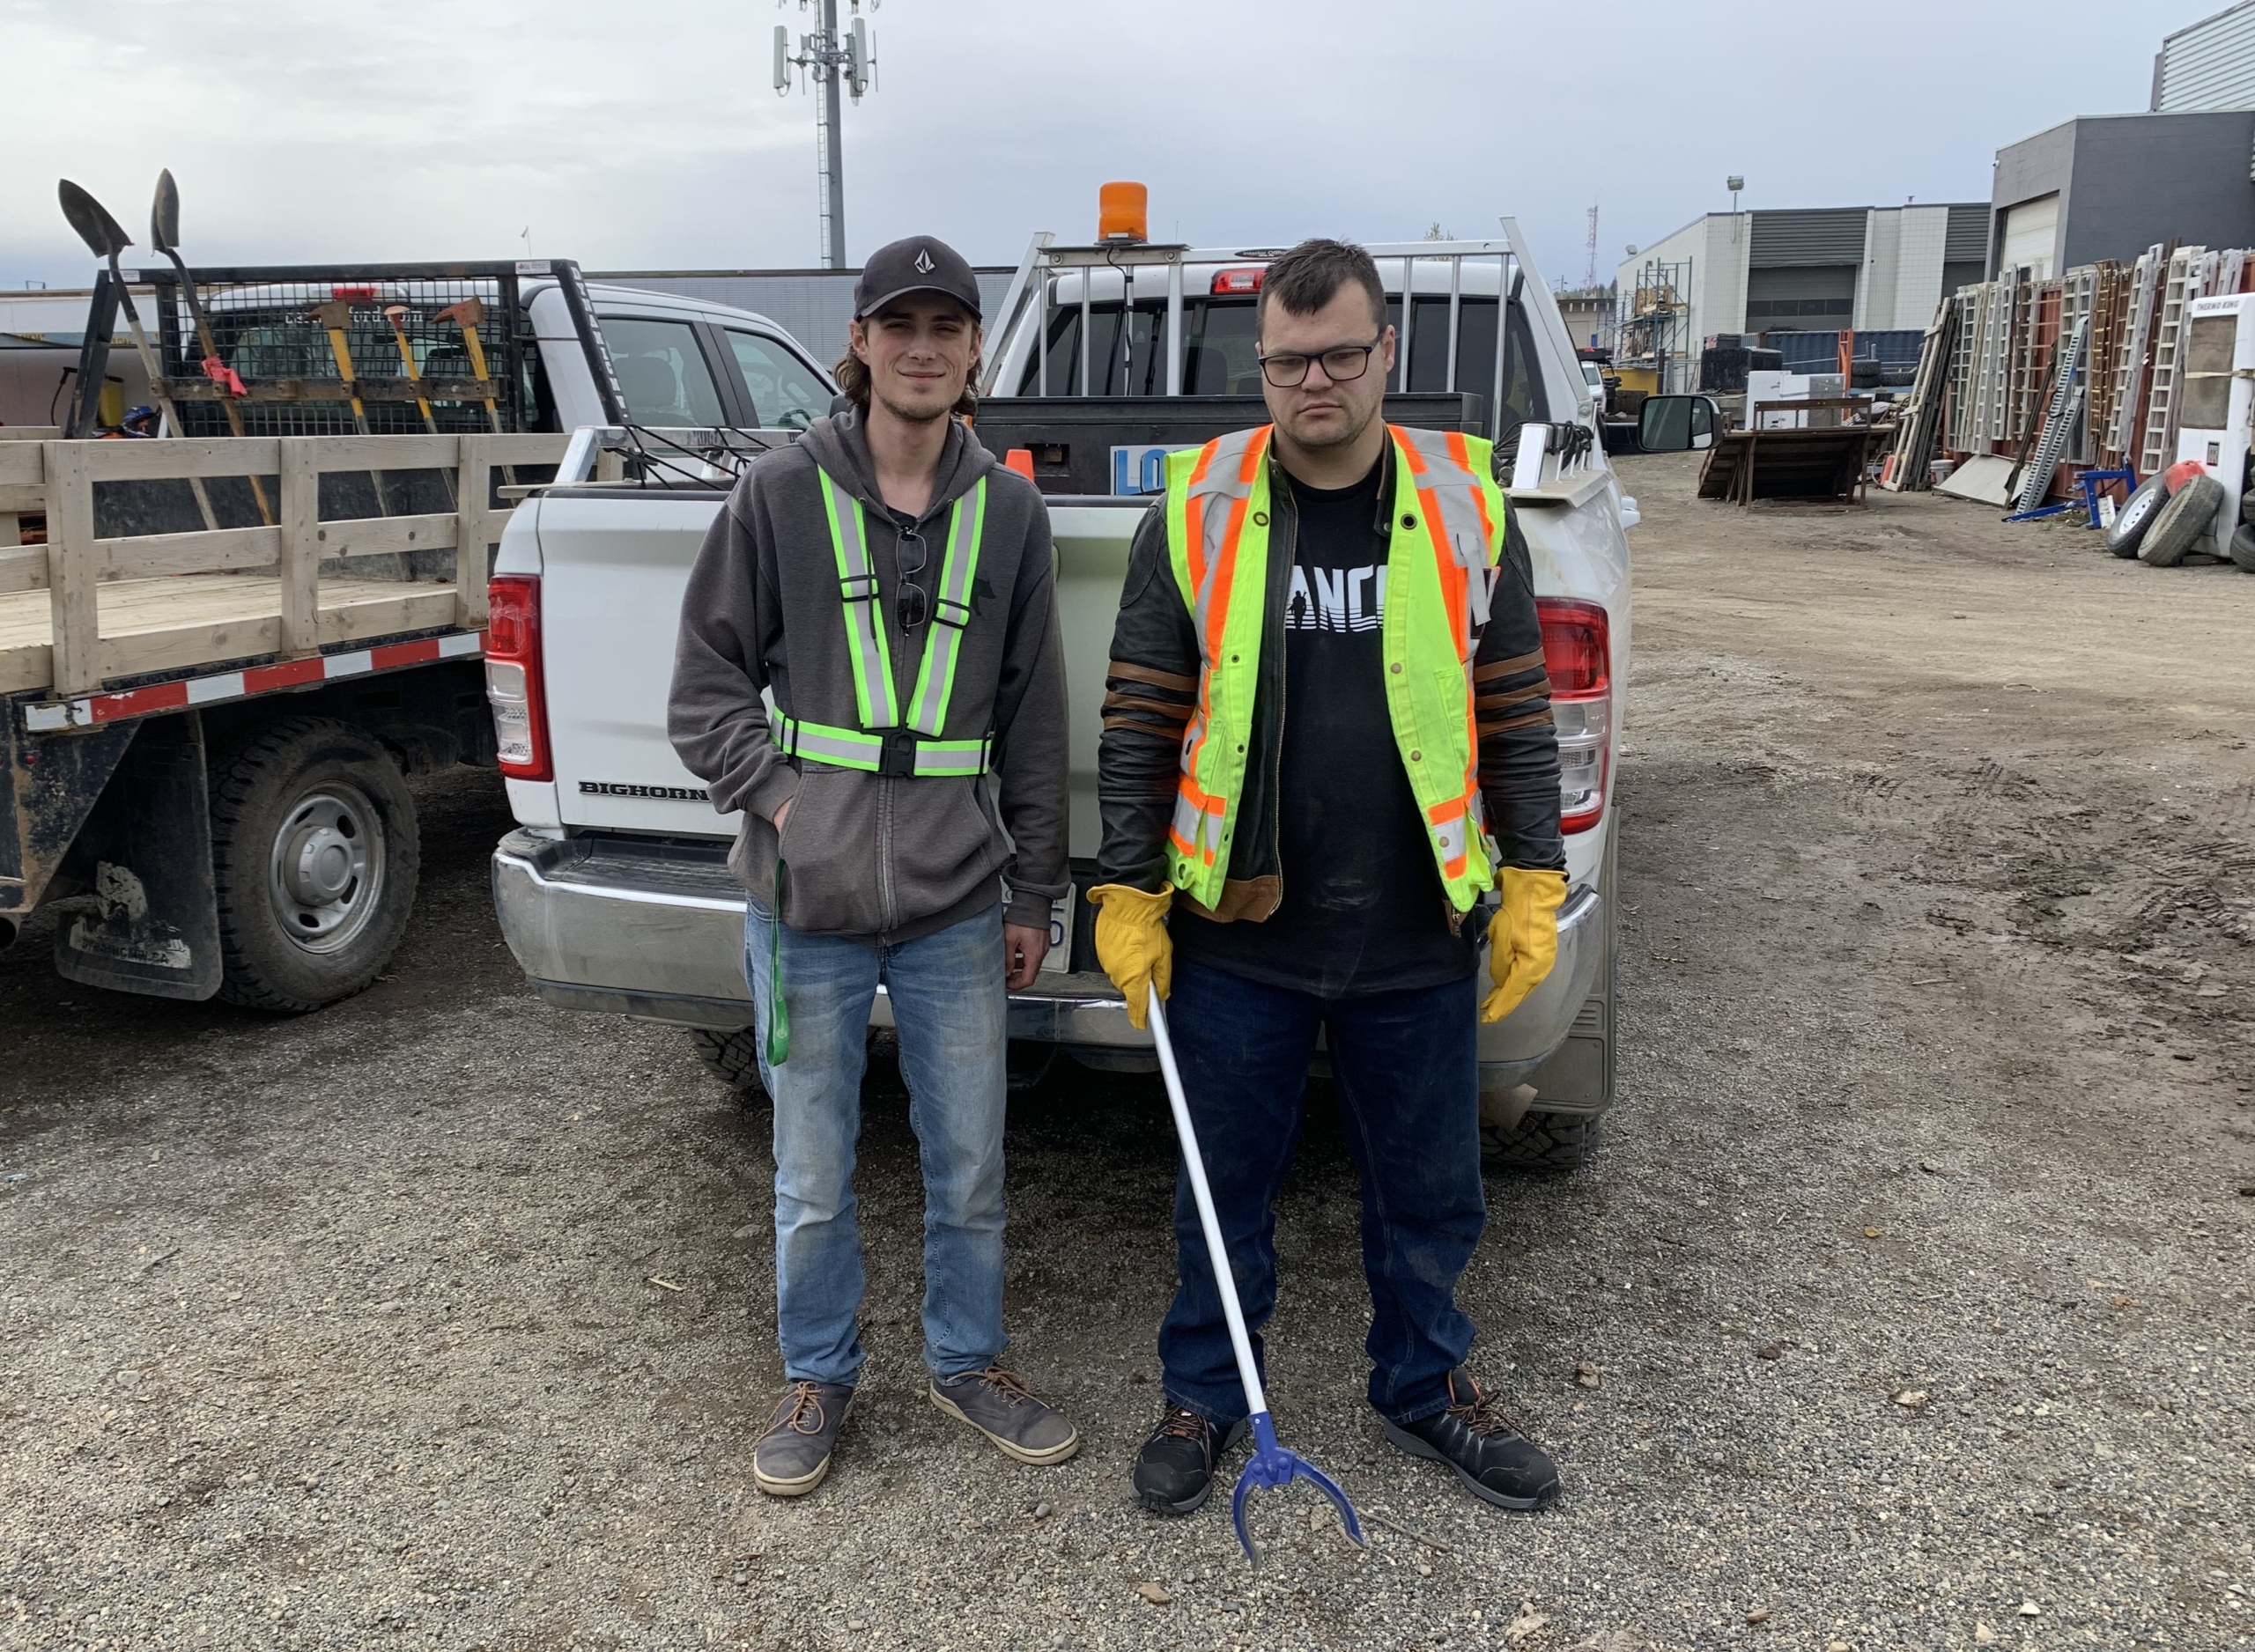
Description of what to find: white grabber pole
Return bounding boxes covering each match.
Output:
[1146,986,1364,1562]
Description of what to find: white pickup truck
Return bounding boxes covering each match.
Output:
[486,225,1634,1170]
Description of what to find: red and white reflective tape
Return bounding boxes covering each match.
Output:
[22,631,485,734]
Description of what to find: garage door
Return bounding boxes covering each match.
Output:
[2000,195,2058,279]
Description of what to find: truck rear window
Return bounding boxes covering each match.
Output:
[1016,292,1548,429]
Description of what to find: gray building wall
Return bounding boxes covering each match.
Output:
[1991,112,2255,276]
[591,268,1018,366]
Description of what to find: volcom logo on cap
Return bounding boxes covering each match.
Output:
[913,249,934,273]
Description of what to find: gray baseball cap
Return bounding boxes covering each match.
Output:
[854,235,981,321]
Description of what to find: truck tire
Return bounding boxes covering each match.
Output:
[1481,1110,1601,1173]
[2231,522,2255,572]
[2106,472,2170,557]
[2140,474,2224,567]
[207,717,418,1011]
[690,1027,768,1100]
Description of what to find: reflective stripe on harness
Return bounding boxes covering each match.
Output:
[773,713,993,778]
[904,478,986,737]
[817,467,899,730]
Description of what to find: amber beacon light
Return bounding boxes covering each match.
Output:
[1098,181,1149,244]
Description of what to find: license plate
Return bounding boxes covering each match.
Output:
[1002,883,1075,975]
[1041,893,1073,974]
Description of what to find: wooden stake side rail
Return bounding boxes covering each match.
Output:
[2,431,569,699]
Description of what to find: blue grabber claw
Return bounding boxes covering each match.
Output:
[1227,1412,1366,1564]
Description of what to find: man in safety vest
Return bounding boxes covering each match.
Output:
[670,235,1076,1497]
[1089,239,1570,1517]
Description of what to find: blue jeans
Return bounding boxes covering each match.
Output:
[1159,958,1485,1427]
[744,900,1009,1388]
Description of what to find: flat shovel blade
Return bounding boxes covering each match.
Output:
[58,180,131,260]
[151,168,181,254]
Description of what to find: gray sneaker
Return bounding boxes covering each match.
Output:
[753,1380,854,1497]
[929,1366,1080,1465]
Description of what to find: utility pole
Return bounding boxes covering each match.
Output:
[1584,205,1599,291]
[775,0,876,269]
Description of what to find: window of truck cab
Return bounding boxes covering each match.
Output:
[724,330,830,430]
[1015,289,1548,433]
[600,314,728,427]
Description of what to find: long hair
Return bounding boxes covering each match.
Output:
[832,345,980,419]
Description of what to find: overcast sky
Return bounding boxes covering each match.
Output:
[0,0,2210,297]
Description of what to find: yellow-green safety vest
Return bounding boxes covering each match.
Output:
[1161,424,1507,911]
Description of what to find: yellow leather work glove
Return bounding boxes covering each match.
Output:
[1087,883,1173,1031]
[1481,867,1568,1024]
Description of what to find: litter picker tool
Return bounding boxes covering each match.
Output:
[431,298,517,486]
[55,179,218,531]
[149,169,272,526]
[1145,986,1364,1564]
[307,299,391,515]
[381,305,456,506]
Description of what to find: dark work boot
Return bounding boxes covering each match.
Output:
[1132,1405,1250,1516]
[752,1380,854,1497]
[1382,1367,1560,1511]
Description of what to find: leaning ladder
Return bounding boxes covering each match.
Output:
[2139,247,2206,476]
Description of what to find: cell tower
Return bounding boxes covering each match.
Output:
[774,0,879,269]
[1584,205,1599,291]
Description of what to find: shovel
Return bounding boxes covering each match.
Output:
[306,299,392,516]
[381,305,455,505]
[431,298,517,486]
[150,169,271,525]
[56,179,217,530]
[1145,985,1364,1563]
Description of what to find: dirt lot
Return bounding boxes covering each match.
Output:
[2,454,2250,1652]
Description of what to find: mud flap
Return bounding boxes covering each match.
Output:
[53,714,222,1000]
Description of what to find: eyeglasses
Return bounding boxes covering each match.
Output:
[1254,339,1381,388]
[896,525,929,631]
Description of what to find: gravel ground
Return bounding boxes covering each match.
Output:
[3,454,2251,1651]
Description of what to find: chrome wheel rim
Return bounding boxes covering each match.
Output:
[266,786,385,954]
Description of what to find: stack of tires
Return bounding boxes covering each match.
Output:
[2105,460,2255,571]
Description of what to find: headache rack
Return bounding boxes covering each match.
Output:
[63,259,622,440]
[976,218,1592,443]
[534,424,796,494]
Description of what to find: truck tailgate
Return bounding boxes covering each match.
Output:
[534,493,741,837]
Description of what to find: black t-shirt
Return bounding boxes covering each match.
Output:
[1172,454,1477,998]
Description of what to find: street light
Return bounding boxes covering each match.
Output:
[774,0,880,269]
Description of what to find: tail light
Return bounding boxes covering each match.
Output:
[1211,267,1265,295]
[1537,598,1610,833]
[485,574,551,781]
[329,284,378,299]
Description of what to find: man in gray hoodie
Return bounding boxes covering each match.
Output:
[669,235,1075,1497]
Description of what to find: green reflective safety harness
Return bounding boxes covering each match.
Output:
[773,468,993,778]
[765,467,993,1066]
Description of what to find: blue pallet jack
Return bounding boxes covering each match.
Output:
[2006,465,2136,525]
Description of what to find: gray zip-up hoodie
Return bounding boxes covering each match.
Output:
[668,409,1068,944]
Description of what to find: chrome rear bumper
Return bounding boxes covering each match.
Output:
[492,830,1602,1080]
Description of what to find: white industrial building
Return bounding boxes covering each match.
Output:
[1614,204,1988,392]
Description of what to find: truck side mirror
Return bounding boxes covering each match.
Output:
[1637,395,1719,453]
